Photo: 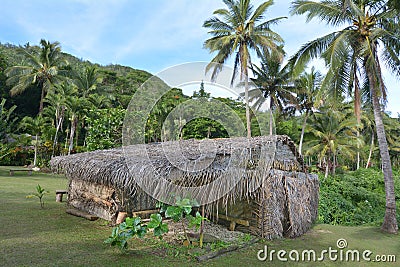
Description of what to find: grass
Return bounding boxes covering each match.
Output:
[0,165,399,266]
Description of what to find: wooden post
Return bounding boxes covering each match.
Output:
[116,211,127,224]
[56,193,63,202]
[55,190,68,202]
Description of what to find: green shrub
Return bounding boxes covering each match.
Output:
[318,168,400,226]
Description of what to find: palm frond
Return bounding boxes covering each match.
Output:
[290,0,351,26]
[288,31,337,75]
[255,16,287,30]
[250,0,273,23]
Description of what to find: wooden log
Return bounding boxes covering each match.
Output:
[229,221,236,231]
[132,209,160,218]
[66,208,99,221]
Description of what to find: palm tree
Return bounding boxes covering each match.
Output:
[43,82,76,156]
[247,49,296,135]
[73,66,103,98]
[305,107,362,178]
[203,0,285,138]
[67,96,85,155]
[290,0,399,233]
[5,39,68,113]
[357,104,376,168]
[19,115,48,166]
[294,67,323,155]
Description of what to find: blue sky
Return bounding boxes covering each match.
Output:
[0,0,399,116]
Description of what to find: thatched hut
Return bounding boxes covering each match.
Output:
[50,135,318,239]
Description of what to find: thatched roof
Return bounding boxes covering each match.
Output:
[50,135,305,206]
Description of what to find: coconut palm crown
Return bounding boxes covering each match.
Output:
[5,39,68,113]
[203,0,286,137]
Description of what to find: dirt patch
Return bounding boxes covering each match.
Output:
[160,218,249,244]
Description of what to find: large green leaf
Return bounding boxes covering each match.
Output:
[165,206,183,222]
[147,213,162,229]
[153,223,169,238]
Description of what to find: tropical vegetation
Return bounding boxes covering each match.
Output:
[0,0,399,236]
[290,0,400,234]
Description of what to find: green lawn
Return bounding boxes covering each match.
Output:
[0,166,398,267]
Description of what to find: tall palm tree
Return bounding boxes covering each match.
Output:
[5,39,68,113]
[294,67,323,155]
[290,0,399,233]
[247,49,296,135]
[203,0,285,138]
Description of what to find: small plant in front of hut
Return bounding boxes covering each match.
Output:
[105,215,169,251]
[164,197,208,247]
[104,217,146,250]
[147,213,169,239]
[164,198,194,245]
[187,211,209,248]
[26,184,49,208]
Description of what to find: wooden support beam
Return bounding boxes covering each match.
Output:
[213,213,249,231]
[132,209,159,218]
[66,208,99,221]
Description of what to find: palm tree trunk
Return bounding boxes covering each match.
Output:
[269,97,273,136]
[324,157,329,178]
[332,155,336,176]
[366,131,374,168]
[64,128,69,153]
[356,131,360,170]
[299,110,309,155]
[52,119,61,157]
[75,125,79,147]
[245,77,251,138]
[354,66,361,170]
[34,134,38,166]
[368,71,398,234]
[52,107,65,157]
[68,116,77,155]
[39,87,45,114]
